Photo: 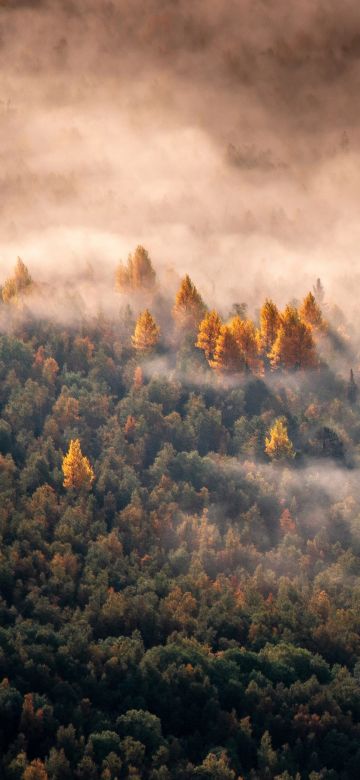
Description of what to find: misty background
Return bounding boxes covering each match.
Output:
[1,0,360,313]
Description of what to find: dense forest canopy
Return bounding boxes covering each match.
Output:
[0,253,359,779]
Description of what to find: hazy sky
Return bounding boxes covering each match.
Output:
[1,0,360,309]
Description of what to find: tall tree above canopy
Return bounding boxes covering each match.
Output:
[270,305,318,370]
[62,439,94,491]
[132,309,160,353]
[300,292,326,332]
[173,275,206,332]
[116,245,156,292]
[196,310,222,363]
[259,299,281,355]
[265,418,295,461]
[1,257,33,304]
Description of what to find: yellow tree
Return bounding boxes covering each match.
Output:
[259,299,281,354]
[211,325,243,373]
[2,257,33,303]
[24,760,48,780]
[229,316,261,372]
[299,292,325,332]
[196,310,222,363]
[270,305,318,370]
[62,439,95,491]
[116,245,156,292]
[173,275,206,332]
[132,309,160,352]
[265,418,295,461]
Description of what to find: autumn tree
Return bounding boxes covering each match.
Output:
[62,439,95,491]
[173,275,206,332]
[196,310,222,363]
[299,292,325,332]
[229,315,261,371]
[270,305,318,370]
[265,418,295,461]
[132,309,160,352]
[211,325,243,373]
[2,257,33,303]
[23,759,48,780]
[259,299,281,355]
[116,245,156,292]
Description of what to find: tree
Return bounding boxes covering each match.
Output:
[23,759,48,780]
[347,369,358,405]
[313,277,325,304]
[270,305,318,370]
[62,439,95,491]
[196,310,222,363]
[265,418,295,461]
[173,275,206,332]
[299,292,325,332]
[2,257,33,303]
[132,310,160,353]
[116,246,156,292]
[229,316,261,371]
[210,326,243,373]
[259,299,281,355]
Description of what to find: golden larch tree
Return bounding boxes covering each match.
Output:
[116,245,156,292]
[211,325,243,373]
[229,316,261,371]
[2,257,33,304]
[62,439,95,491]
[265,418,295,461]
[196,310,222,363]
[299,292,325,332]
[270,305,318,370]
[260,299,281,354]
[173,275,206,332]
[132,309,160,352]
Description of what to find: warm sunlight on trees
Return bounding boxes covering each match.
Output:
[173,275,206,332]
[300,292,326,332]
[116,245,156,292]
[270,305,318,370]
[196,310,222,363]
[211,325,242,373]
[62,439,94,491]
[259,299,281,355]
[132,309,160,352]
[229,316,261,371]
[1,257,33,304]
[265,418,295,461]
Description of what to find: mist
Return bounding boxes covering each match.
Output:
[1,0,360,318]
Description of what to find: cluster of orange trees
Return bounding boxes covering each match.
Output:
[131,269,326,373]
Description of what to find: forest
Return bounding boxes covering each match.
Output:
[0,248,359,780]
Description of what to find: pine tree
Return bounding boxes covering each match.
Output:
[2,257,33,303]
[299,292,325,332]
[173,275,206,332]
[265,418,295,461]
[347,369,358,405]
[229,316,261,371]
[132,309,160,352]
[196,310,222,363]
[210,325,242,373]
[115,245,156,292]
[313,277,325,304]
[259,299,281,354]
[62,439,95,491]
[270,305,318,370]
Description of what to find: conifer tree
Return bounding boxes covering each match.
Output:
[270,305,318,370]
[347,368,358,405]
[2,257,33,303]
[229,316,261,371]
[299,292,325,332]
[173,275,206,332]
[265,418,295,461]
[116,245,156,292]
[132,309,160,352]
[62,439,95,491]
[196,310,222,363]
[211,325,242,373]
[259,299,281,354]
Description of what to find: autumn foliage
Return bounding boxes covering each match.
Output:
[132,309,160,352]
[62,439,95,491]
